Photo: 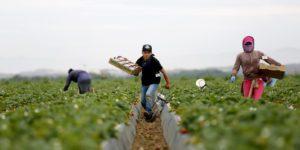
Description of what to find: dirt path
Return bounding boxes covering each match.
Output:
[132,109,168,150]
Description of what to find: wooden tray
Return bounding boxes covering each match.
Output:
[109,56,140,76]
[258,63,286,79]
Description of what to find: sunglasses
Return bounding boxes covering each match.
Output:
[245,42,252,46]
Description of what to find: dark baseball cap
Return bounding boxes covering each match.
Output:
[142,44,152,52]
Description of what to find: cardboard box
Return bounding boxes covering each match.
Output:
[258,63,286,79]
[109,56,140,76]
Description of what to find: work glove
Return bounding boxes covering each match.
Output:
[230,76,236,83]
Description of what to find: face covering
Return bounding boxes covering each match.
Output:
[242,36,254,53]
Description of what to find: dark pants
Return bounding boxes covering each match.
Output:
[78,73,91,94]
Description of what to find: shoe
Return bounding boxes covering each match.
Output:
[143,112,151,119]
[145,112,156,122]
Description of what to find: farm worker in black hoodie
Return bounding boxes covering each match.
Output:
[136,44,170,121]
[63,69,92,94]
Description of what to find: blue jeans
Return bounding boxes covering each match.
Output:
[264,78,277,87]
[141,84,159,113]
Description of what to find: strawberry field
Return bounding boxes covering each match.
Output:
[167,76,300,150]
[0,76,300,150]
[0,78,139,149]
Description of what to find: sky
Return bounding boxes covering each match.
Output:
[0,0,300,74]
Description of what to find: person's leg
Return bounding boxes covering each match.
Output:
[78,74,91,94]
[78,84,83,94]
[243,79,251,98]
[145,84,159,113]
[78,80,91,94]
[269,78,277,87]
[252,79,264,100]
[141,85,149,110]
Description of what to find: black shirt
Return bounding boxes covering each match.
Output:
[136,55,163,86]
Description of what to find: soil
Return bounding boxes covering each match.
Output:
[132,109,168,150]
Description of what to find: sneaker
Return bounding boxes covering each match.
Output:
[143,112,151,119]
[145,112,156,122]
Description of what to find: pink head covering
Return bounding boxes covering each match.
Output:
[242,36,254,53]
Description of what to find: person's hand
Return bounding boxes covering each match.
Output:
[134,66,142,76]
[165,83,170,89]
[136,66,142,72]
[230,76,236,83]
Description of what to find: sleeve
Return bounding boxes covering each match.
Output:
[233,54,241,72]
[136,57,142,67]
[259,51,281,66]
[154,58,163,71]
[63,74,72,91]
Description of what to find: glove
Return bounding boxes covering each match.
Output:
[230,76,236,83]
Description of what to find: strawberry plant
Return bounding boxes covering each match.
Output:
[165,76,300,150]
[0,75,299,149]
[0,78,139,149]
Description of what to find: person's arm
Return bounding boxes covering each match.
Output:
[260,52,281,66]
[160,68,170,89]
[230,54,241,82]
[63,75,72,91]
[153,57,170,89]
[232,54,241,76]
[135,58,143,74]
[136,66,142,74]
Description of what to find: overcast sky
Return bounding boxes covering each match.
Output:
[0,0,300,73]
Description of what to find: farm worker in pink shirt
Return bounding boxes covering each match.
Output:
[230,36,281,100]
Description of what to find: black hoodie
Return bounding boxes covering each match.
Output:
[136,54,163,86]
